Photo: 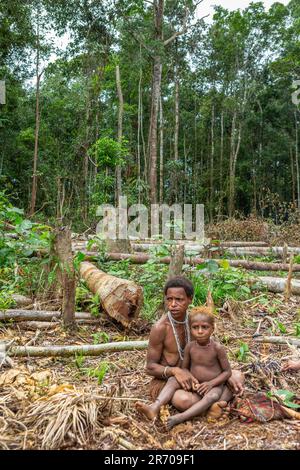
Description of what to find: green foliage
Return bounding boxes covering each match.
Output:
[192,263,252,306]
[294,323,300,337]
[268,389,300,410]
[88,137,128,169]
[237,341,249,362]
[91,332,110,344]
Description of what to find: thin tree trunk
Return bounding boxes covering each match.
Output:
[149,56,162,204]
[295,110,300,209]
[229,112,242,217]
[159,95,164,204]
[218,110,224,218]
[29,17,42,217]
[116,65,124,202]
[210,104,215,222]
[174,73,179,161]
[291,146,296,205]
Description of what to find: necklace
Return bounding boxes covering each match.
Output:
[167,311,191,361]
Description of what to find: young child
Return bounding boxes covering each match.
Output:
[138,307,232,429]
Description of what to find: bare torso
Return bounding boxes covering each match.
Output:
[189,339,223,383]
[152,315,187,367]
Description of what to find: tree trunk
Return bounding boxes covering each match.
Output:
[174,73,179,162]
[218,110,224,218]
[159,94,164,204]
[149,56,162,204]
[54,227,77,331]
[116,64,124,202]
[7,341,149,358]
[210,104,215,222]
[29,16,42,217]
[168,245,184,279]
[229,112,242,217]
[80,262,143,327]
[0,310,95,322]
[295,110,300,209]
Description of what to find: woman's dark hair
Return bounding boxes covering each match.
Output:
[164,276,194,298]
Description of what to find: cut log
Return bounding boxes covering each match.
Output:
[79,252,300,272]
[80,262,143,328]
[0,310,96,322]
[257,276,300,295]
[253,336,300,347]
[7,340,148,357]
[11,295,32,308]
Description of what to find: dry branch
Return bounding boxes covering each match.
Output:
[253,336,300,348]
[8,340,148,357]
[80,262,143,327]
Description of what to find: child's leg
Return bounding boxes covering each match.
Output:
[167,386,223,429]
[136,377,180,420]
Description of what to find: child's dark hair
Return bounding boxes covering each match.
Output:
[189,307,215,326]
[164,276,194,298]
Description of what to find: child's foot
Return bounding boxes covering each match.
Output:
[206,401,227,420]
[167,415,183,430]
[135,401,160,421]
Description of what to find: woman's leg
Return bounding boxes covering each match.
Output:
[136,377,180,420]
[167,386,223,429]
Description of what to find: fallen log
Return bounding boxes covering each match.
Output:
[80,262,143,328]
[0,310,97,322]
[11,295,32,308]
[78,252,300,272]
[253,336,300,348]
[257,276,300,295]
[7,340,149,357]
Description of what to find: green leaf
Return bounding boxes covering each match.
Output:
[219,259,230,270]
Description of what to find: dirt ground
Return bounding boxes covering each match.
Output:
[1,293,300,450]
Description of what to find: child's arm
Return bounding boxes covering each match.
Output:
[197,344,231,395]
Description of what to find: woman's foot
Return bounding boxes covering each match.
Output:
[206,400,227,420]
[135,401,160,421]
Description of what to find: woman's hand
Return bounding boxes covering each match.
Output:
[172,368,197,391]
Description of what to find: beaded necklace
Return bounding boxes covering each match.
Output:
[167,311,191,361]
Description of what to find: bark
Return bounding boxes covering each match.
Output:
[53,227,76,331]
[0,310,95,322]
[7,341,149,358]
[253,336,300,348]
[218,110,224,217]
[168,245,184,279]
[80,262,143,327]
[149,56,162,204]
